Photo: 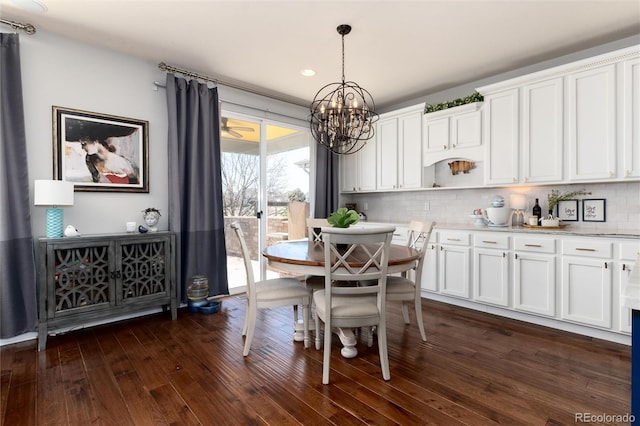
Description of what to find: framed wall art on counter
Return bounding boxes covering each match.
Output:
[582,199,606,222]
[558,200,579,221]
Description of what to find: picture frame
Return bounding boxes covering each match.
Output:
[582,199,606,222]
[557,200,579,221]
[53,106,149,192]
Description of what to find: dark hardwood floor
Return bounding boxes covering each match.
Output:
[1,296,631,425]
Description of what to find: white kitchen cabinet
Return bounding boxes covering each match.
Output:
[376,105,423,190]
[618,242,639,333]
[521,78,564,183]
[340,152,358,192]
[421,232,438,292]
[483,88,520,185]
[438,231,470,298]
[567,64,617,181]
[561,239,613,328]
[398,110,423,189]
[473,233,510,307]
[513,235,556,317]
[422,103,483,166]
[621,57,640,179]
[376,116,398,190]
[339,135,376,192]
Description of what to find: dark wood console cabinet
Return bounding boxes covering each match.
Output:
[37,232,177,351]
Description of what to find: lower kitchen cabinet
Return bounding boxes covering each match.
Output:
[473,233,510,307]
[37,232,177,350]
[513,235,557,317]
[619,242,639,333]
[420,227,637,343]
[561,239,613,328]
[438,231,470,298]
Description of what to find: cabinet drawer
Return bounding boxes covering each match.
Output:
[474,233,509,249]
[562,240,612,258]
[439,231,470,246]
[514,236,556,254]
[620,242,640,260]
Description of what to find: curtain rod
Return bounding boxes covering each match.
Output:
[158,62,308,108]
[0,18,36,35]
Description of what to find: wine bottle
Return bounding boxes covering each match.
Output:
[532,198,542,224]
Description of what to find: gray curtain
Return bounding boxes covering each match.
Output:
[0,33,38,337]
[314,145,339,218]
[165,75,228,301]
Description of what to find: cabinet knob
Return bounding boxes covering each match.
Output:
[452,144,456,149]
[512,178,517,183]
[609,171,614,177]
[443,145,447,150]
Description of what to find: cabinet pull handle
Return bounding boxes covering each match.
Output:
[503,252,506,258]
[524,244,542,248]
[447,238,461,242]
[482,240,497,244]
[514,253,518,260]
[440,246,443,251]
[604,262,608,269]
[575,248,596,252]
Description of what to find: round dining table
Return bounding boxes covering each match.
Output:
[262,239,420,357]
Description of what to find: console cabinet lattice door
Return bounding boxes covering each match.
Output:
[38,232,177,351]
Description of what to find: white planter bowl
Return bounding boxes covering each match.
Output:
[540,218,560,227]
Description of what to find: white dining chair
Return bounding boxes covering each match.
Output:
[303,217,331,289]
[385,220,435,341]
[314,225,395,384]
[230,222,311,356]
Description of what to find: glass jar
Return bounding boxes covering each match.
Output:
[187,275,209,301]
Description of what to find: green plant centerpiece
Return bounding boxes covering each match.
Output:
[547,189,591,217]
[327,207,360,228]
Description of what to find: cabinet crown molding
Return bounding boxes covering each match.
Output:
[476,45,640,95]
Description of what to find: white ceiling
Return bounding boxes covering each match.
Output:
[1,0,639,110]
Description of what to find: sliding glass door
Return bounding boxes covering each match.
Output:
[221,112,312,291]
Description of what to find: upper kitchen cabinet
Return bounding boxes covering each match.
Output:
[422,102,483,166]
[478,78,564,186]
[566,64,617,181]
[478,44,639,186]
[621,57,640,179]
[339,137,376,192]
[480,88,520,185]
[522,78,564,183]
[376,104,423,191]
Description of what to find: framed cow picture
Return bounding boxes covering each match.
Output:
[53,106,149,192]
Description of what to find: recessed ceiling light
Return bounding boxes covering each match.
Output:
[10,0,47,13]
[300,69,316,77]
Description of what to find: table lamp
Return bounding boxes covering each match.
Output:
[34,180,75,238]
[510,193,527,227]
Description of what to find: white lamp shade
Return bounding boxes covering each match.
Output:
[509,194,527,210]
[34,180,74,206]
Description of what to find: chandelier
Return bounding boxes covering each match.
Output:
[310,24,378,155]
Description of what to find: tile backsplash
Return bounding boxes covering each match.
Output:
[343,182,640,233]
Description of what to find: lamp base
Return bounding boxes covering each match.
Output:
[46,207,64,238]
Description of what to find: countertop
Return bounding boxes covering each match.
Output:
[362,221,640,239]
